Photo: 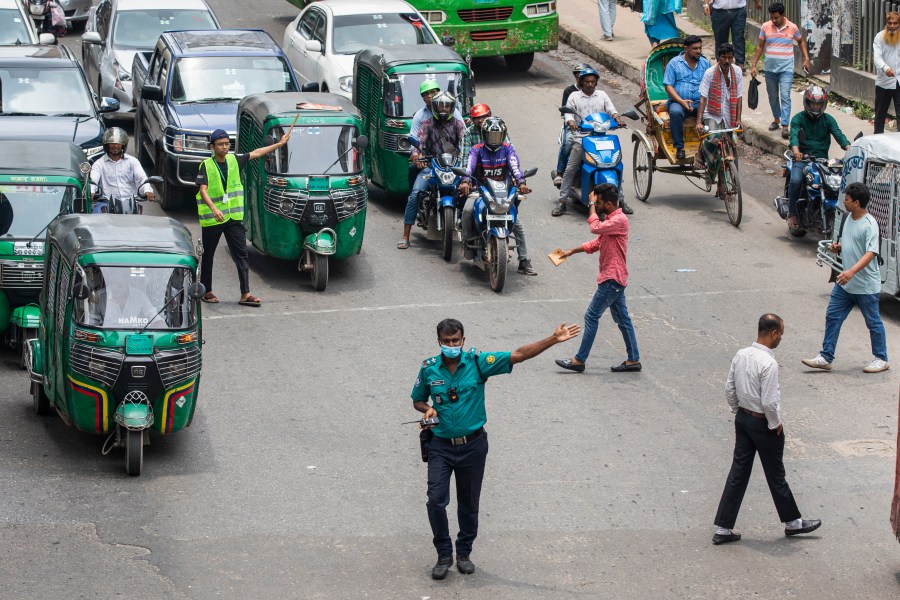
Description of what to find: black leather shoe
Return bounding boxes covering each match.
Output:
[785,519,821,536]
[620,201,634,215]
[675,148,686,160]
[610,361,641,372]
[456,555,475,575]
[712,532,741,545]
[551,202,567,217]
[555,358,585,372]
[431,556,453,580]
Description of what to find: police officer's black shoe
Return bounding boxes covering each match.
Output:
[456,555,475,575]
[431,556,453,580]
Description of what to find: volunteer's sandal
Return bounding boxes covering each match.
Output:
[239,294,261,307]
[201,292,219,303]
[397,239,410,249]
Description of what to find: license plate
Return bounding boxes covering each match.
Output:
[488,215,512,223]
[594,140,616,151]
[308,177,328,191]
[14,242,43,256]
[125,335,154,356]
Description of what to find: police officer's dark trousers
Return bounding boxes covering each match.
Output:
[201,219,250,295]
[426,431,488,558]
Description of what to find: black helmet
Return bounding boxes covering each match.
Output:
[430,91,456,122]
[803,86,828,119]
[572,62,592,78]
[481,117,507,151]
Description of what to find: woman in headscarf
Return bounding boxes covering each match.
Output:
[642,0,682,47]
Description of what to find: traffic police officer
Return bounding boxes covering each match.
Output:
[411,318,580,580]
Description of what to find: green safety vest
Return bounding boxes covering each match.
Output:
[196,154,244,227]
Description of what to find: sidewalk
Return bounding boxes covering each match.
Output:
[558,0,874,159]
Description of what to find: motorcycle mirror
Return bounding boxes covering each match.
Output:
[622,110,639,120]
[300,82,320,93]
[404,136,421,149]
[451,167,468,177]
[559,106,576,115]
[854,131,863,141]
[188,282,206,300]
[148,176,164,187]
[522,167,538,178]
[73,283,91,301]
[354,135,369,149]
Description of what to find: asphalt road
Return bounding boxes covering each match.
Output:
[1,1,898,598]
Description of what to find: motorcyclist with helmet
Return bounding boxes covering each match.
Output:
[408,80,465,188]
[459,116,537,276]
[398,91,466,249]
[90,127,154,213]
[461,103,494,160]
[786,86,851,230]
[554,63,593,188]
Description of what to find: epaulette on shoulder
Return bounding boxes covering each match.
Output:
[424,356,438,367]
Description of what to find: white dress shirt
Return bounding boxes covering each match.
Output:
[710,0,746,9]
[90,153,152,199]
[873,30,900,89]
[564,90,618,135]
[725,342,782,430]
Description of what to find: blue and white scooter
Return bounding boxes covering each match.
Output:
[554,108,639,208]
[406,137,463,261]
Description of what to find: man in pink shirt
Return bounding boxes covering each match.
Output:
[555,184,641,373]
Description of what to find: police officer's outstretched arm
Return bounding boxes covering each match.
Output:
[510,322,581,365]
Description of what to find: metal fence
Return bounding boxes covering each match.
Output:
[852,0,900,73]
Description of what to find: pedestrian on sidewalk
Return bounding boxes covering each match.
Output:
[664,35,710,160]
[712,313,822,545]
[597,0,616,40]
[642,0,681,47]
[802,182,890,374]
[873,11,900,134]
[554,183,641,374]
[749,2,811,140]
[704,0,760,69]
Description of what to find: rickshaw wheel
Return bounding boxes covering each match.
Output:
[125,429,143,476]
[632,138,653,202]
[721,161,742,227]
[311,254,329,291]
[442,206,454,262]
[488,237,507,293]
[32,383,50,416]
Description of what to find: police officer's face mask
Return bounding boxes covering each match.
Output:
[440,344,463,359]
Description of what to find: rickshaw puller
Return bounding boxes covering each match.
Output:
[694,44,743,175]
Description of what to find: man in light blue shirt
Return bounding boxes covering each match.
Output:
[803,182,889,373]
[663,35,711,160]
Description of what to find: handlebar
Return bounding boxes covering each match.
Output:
[699,127,743,139]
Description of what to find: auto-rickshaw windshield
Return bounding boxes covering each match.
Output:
[73,265,198,330]
[384,72,463,118]
[0,185,75,238]
[265,125,362,175]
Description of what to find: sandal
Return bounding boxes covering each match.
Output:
[238,294,261,307]
[397,239,410,249]
[201,292,219,303]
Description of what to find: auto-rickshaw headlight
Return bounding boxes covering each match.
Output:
[79,162,91,174]
[281,199,294,214]
[398,137,411,152]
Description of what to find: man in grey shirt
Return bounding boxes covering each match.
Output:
[802,182,889,373]
[713,313,821,545]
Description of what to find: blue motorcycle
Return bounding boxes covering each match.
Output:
[407,137,463,261]
[553,108,639,208]
[453,166,538,292]
[774,150,843,238]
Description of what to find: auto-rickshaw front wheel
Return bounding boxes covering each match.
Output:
[311,254,329,291]
[125,429,143,476]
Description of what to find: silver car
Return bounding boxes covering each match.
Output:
[81,0,219,118]
[0,0,55,44]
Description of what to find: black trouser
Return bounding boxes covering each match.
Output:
[714,410,801,529]
[710,7,747,66]
[874,83,900,134]
[426,431,488,558]
[200,219,250,295]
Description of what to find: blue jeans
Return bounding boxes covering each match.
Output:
[575,279,640,363]
[820,284,888,363]
[556,127,570,174]
[667,101,697,150]
[764,70,793,127]
[404,169,431,225]
[787,162,805,218]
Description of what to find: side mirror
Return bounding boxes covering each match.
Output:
[263,135,275,147]
[73,283,91,301]
[188,282,206,300]
[305,40,322,53]
[300,82,320,93]
[39,33,57,45]
[854,131,863,141]
[463,79,476,99]
[81,31,103,45]
[441,35,456,47]
[148,176,164,187]
[98,97,120,113]
[622,110,639,120]
[451,167,468,177]
[141,84,163,103]
[404,135,420,149]
[354,134,369,149]
[522,167,538,178]
[559,106,576,115]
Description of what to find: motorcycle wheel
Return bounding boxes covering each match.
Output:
[32,382,50,416]
[632,138,653,202]
[441,206,454,261]
[721,160,742,227]
[125,429,143,476]
[487,236,508,293]
[311,254,329,291]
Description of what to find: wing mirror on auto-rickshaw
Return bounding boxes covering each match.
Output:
[463,79,476,98]
[621,110,640,121]
[73,282,91,301]
[300,82,320,93]
[188,282,206,300]
[354,135,369,149]
[263,134,276,147]
[441,35,456,47]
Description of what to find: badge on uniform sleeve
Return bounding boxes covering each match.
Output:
[486,355,496,364]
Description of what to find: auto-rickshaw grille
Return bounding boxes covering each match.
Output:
[333,186,367,219]
[70,342,124,388]
[0,260,43,290]
[263,185,367,223]
[381,131,409,154]
[154,345,202,388]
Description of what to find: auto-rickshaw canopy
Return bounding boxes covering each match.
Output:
[239,92,360,122]
[355,44,467,81]
[47,215,196,261]
[0,141,89,179]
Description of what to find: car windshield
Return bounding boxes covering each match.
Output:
[0,9,33,45]
[331,13,435,54]
[264,125,361,175]
[383,72,463,118]
[0,185,74,238]
[73,265,198,330]
[0,67,93,115]
[170,56,295,103]
[111,10,217,49]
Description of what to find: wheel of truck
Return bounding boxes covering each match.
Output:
[158,151,187,210]
[441,206,454,261]
[32,382,50,416]
[125,428,143,476]
[504,53,534,72]
[311,254,329,291]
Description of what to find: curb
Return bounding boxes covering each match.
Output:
[558,23,788,159]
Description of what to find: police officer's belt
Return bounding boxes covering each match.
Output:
[434,427,484,446]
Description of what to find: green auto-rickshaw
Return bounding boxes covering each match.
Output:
[237,92,369,291]
[353,45,475,196]
[1,141,92,367]
[26,215,205,476]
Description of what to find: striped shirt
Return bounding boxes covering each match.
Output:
[760,19,801,74]
[663,52,711,104]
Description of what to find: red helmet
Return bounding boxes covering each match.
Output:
[469,103,491,119]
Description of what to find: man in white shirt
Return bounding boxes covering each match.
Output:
[90,128,154,208]
[712,314,822,545]
[873,11,900,134]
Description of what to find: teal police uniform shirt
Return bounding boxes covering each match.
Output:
[411,349,513,439]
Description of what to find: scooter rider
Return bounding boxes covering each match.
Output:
[786,86,851,230]
[554,68,632,217]
[90,127,155,206]
[399,92,466,249]
[459,117,537,276]
[554,63,592,188]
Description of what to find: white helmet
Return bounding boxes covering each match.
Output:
[102,127,128,148]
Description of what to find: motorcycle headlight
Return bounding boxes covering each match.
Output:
[438,171,456,185]
[339,76,353,93]
[489,198,511,214]
[825,174,841,189]
[592,121,610,133]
